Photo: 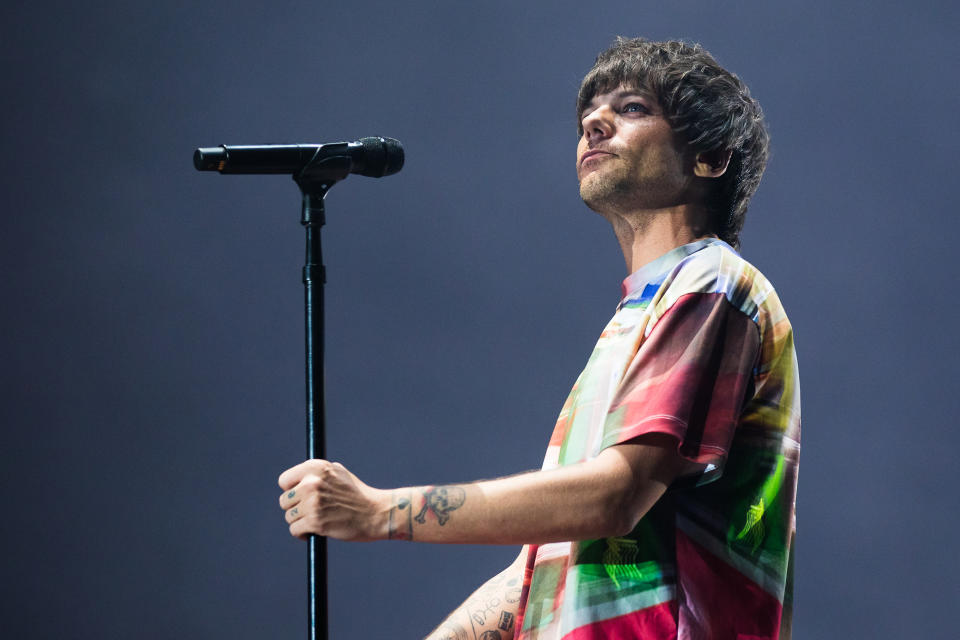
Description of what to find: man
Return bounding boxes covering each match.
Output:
[278,37,800,640]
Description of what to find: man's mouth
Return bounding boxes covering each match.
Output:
[580,149,614,167]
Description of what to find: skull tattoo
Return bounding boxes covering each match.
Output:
[414,486,466,525]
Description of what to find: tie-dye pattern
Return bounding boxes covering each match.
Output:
[516,238,800,640]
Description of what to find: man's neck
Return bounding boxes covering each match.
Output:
[601,204,714,274]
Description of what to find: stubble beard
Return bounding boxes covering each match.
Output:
[579,160,688,219]
[579,164,645,217]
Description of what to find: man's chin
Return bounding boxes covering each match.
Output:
[580,178,624,214]
[580,193,607,215]
[579,176,604,206]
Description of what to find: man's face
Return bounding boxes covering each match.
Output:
[577,85,692,214]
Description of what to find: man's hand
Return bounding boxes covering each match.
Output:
[278,459,390,541]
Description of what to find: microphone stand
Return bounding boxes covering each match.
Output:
[294,154,353,640]
[196,141,389,639]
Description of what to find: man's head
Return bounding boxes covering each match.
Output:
[576,38,769,249]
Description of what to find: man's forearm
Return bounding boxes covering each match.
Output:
[425,555,525,640]
[279,434,686,544]
[386,458,633,544]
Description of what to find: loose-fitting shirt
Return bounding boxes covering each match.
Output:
[515,238,801,640]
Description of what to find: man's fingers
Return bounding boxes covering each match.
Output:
[289,518,312,540]
[279,486,303,509]
[288,503,328,539]
[278,458,329,490]
[277,461,308,490]
[285,503,304,524]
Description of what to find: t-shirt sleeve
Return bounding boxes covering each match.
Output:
[600,291,760,472]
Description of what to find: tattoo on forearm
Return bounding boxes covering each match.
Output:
[435,621,469,640]
[414,485,466,525]
[468,595,501,626]
[387,491,413,540]
[497,611,514,632]
[487,571,509,587]
[434,566,520,640]
[504,575,521,604]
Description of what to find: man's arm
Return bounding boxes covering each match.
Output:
[423,549,526,640]
[277,433,700,544]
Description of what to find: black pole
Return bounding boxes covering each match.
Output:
[294,156,349,640]
[302,191,328,640]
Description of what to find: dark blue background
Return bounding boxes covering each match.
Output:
[2,1,956,638]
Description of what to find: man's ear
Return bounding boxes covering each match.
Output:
[693,149,732,178]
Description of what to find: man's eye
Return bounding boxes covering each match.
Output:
[622,102,648,114]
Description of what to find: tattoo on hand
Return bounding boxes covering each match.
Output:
[287,490,296,499]
[479,631,501,640]
[414,485,466,525]
[388,491,413,540]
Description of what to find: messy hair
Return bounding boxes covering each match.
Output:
[577,37,769,249]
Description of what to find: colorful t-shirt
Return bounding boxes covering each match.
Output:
[515,238,801,640]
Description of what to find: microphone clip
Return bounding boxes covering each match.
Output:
[294,151,353,194]
[294,153,352,227]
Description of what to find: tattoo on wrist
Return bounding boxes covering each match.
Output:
[387,491,413,541]
[413,485,466,525]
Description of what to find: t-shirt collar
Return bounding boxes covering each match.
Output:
[620,237,731,299]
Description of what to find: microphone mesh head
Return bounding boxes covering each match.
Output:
[358,136,404,177]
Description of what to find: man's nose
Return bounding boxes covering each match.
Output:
[581,106,614,142]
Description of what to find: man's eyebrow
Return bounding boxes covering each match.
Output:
[587,88,655,107]
[611,88,654,101]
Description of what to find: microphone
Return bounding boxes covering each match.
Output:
[193,136,404,177]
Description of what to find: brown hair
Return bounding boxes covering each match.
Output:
[577,37,769,249]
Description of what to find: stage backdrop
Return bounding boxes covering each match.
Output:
[1,1,956,638]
